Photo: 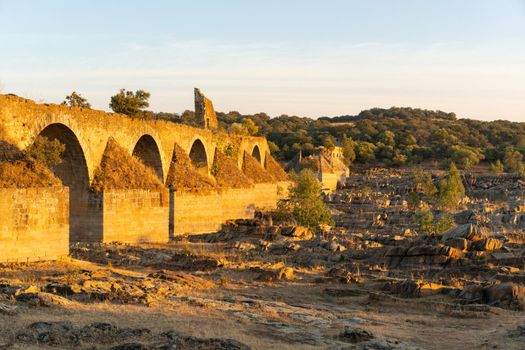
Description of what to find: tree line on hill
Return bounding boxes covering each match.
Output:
[62,90,525,173]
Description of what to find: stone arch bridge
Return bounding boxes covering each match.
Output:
[0,94,283,251]
[0,95,269,184]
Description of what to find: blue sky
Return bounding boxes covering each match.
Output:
[1,0,525,121]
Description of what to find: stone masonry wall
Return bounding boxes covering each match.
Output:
[0,187,69,262]
[102,190,169,243]
[172,182,292,235]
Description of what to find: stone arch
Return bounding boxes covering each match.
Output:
[251,144,262,164]
[34,123,93,242]
[36,123,89,190]
[189,138,208,174]
[132,134,164,180]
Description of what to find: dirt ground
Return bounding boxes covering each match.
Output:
[0,241,523,350]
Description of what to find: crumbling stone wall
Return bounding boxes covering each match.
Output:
[194,88,218,129]
[0,187,69,262]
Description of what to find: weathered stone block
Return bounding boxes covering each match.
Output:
[0,187,69,262]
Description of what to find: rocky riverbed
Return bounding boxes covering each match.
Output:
[1,168,525,349]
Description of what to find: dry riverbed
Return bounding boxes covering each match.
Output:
[1,168,525,349]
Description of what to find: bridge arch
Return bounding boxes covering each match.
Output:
[188,138,209,174]
[34,123,92,242]
[251,144,262,164]
[35,123,90,190]
[132,134,164,180]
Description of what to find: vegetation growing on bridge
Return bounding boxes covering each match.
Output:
[62,91,91,108]
[26,136,65,168]
[166,144,216,194]
[264,153,289,181]
[0,131,61,188]
[242,152,274,184]
[91,138,164,192]
[109,89,151,117]
[211,149,253,189]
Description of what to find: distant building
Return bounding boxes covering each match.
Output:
[194,88,218,129]
[286,146,349,192]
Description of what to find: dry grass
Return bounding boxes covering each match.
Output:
[0,131,61,188]
[212,149,253,189]
[243,152,275,183]
[264,153,289,181]
[166,143,216,193]
[0,160,61,188]
[91,138,164,192]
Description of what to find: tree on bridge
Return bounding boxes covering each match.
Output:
[109,89,150,117]
[63,91,91,108]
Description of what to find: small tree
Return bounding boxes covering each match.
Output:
[503,147,524,172]
[284,169,334,228]
[419,207,435,234]
[26,136,65,167]
[242,118,259,135]
[63,91,91,108]
[109,89,150,116]
[342,135,356,165]
[414,168,437,199]
[438,162,465,210]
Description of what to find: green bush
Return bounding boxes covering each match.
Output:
[109,89,150,117]
[438,162,465,210]
[277,169,334,228]
[413,168,437,199]
[419,208,455,235]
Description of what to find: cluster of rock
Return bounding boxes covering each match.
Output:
[2,268,213,307]
[13,320,249,349]
[441,223,503,254]
[71,243,223,271]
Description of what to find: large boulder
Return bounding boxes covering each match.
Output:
[459,282,525,309]
[441,224,488,242]
[280,226,314,240]
[443,237,469,251]
[471,237,503,252]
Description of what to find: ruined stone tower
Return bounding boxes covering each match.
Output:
[194,88,218,129]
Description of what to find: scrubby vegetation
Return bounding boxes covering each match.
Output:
[276,169,333,228]
[209,107,525,170]
[62,91,91,108]
[242,152,274,184]
[166,144,216,193]
[264,153,289,181]
[437,163,465,210]
[211,149,253,189]
[26,136,65,167]
[91,138,164,192]
[419,208,455,236]
[0,135,61,188]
